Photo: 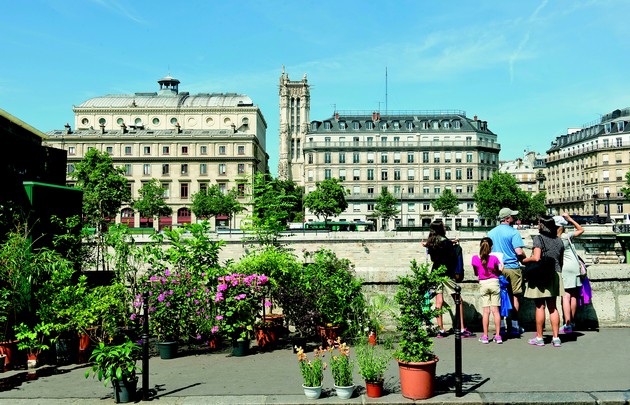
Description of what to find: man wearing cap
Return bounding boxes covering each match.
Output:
[488,207,526,335]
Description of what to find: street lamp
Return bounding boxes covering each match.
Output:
[606,190,611,222]
[592,193,598,222]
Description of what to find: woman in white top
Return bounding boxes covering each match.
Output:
[554,212,584,334]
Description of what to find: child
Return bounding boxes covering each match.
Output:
[472,237,504,344]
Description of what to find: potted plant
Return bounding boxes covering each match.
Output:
[296,345,326,399]
[329,338,355,399]
[356,338,392,398]
[213,272,271,357]
[364,293,395,345]
[304,249,365,344]
[394,260,448,400]
[84,339,140,403]
[14,322,54,368]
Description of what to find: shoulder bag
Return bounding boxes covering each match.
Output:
[567,235,588,277]
[522,235,554,282]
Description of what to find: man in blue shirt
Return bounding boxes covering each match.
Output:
[488,207,526,335]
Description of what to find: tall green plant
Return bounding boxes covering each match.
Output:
[394,261,448,363]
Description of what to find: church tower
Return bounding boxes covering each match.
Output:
[278,66,310,184]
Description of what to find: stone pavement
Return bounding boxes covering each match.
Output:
[0,328,628,404]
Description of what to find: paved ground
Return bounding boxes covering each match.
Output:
[0,328,628,404]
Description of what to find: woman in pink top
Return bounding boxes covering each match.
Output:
[472,237,504,344]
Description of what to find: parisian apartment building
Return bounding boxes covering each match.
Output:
[44,76,269,229]
[546,107,630,222]
[278,69,501,229]
[499,151,547,195]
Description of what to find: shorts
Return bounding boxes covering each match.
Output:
[479,278,501,307]
[503,267,523,295]
[439,278,458,296]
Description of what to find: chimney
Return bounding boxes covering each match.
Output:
[474,115,478,121]
[335,112,339,120]
[372,112,377,121]
[64,123,72,134]
[377,112,381,121]
[121,123,127,134]
[100,123,106,134]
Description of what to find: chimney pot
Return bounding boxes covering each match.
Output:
[474,115,478,121]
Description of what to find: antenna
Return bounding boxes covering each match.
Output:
[385,67,388,115]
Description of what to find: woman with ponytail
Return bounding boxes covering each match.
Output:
[472,237,504,344]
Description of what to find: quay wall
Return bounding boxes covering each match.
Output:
[209,227,630,330]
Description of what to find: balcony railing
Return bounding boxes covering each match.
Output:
[304,139,500,150]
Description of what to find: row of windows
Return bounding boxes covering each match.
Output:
[314,151,481,165]
[314,119,463,131]
[355,201,475,212]
[68,163,247,176]
[68,144,246,156]
[321,183,476,196]
[80,116,250,128]
[319,167,478,181]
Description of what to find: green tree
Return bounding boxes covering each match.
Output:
[474,171,529,223]
[71,148,131,270]
[191,186,243,227]
[304,178,348,224]
[431,189,462,222]
[521,191,548,222]
[621,171,630,200]
[133,179,172,229]
[370,189,399,230]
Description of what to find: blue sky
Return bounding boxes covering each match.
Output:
[3,0,630,176]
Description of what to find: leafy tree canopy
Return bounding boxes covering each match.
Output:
[303,178,348,223]
[521,191,548,221]
[133,179,172,221]
[473,171,530,222]
[431,189,462,218]
[191,185,242,221]
[71,148,130,230]
[370,189,399,230]
[252,174,303,225]
[621,171,630,200]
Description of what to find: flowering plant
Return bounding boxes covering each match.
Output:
[296,346,326,387]
[329,338,354,387]
[356,340,392,383]
[214,273,271,341]
[135,268,214,342]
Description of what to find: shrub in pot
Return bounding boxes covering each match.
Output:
[14,322,54,368]
[356,337,392,398]
[394,260,448,400]
[84,339,140,403]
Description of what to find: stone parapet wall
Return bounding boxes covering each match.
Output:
[212,229,630,329]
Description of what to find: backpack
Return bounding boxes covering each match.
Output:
[453,244,465,282]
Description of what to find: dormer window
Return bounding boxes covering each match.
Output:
[618,121,625,132]
[605,123,611,134]
[352,121,360,130]
[406,121,414,130]
[366,121,374,130]
[443,121,450,129]
[432,121,439,129]
[324,121,331,130]
[339,121,346,130]
[393,121,400,129]
[421,121,429,129]
[380,122,387,130]
[453,120,461,129]
[311,122,319,131]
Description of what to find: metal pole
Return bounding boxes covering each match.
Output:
[454,285,463,397]
[142,290,150,400]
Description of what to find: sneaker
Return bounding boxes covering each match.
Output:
[479,335,489,344]
[436,329,447,338]
[510,326,525,336]
[493,335,503,344]
[560,325,573,334]
[528,336,545,346]
[461,328,476,338]
[552,337,561,347]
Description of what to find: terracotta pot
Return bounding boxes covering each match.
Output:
[365,379,384,398]
[368,332,377,346]
[255,326,277,351]
[397,357,439,400]
[27,353,38,369]
[316,324,340,347]
[0,340,18,370]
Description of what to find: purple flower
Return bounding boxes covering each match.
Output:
[196,334,202,340]
[158,293,165,302]
[214,292,223,302]
[211,326,219,334]
[165,269,171,277]
[218,284,228,291]
[165,302,171,307]
[215,315,223,320]
[130,313,137,321]
[264,300,272,307]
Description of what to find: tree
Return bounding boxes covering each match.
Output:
[431,189,462,220]
[474,172,529,223]
[133,179,172,229]
[303,178,348,224]
[191,186,243,227]
[71,148,131,270]
[521,191,548,222]
[242,174,303,247]
[370,189,399,230]
[621,171,630,200]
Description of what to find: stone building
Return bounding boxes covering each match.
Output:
[499,151,547,195]
[546,107,630,222]
[278,70,501,228]
[45,76,269,229]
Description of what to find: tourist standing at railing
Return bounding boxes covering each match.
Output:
[472,237,504,344]
[488,208,526,336]
[554,213,584,334]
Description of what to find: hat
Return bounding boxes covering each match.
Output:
[553,215,568,227]
[498,208,518,220]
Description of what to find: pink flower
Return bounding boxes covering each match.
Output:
[158,293,165,302]
[264,300,272,307]
[215,315,223,320]
[214,292,223,302]
[211,326,219,334]
[196,334,202,340]
[130,313,137,321]
[218,284,228,291]
[165,269,171,277]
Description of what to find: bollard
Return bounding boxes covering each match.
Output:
[142,290,150,400]
[454,284,463,397]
